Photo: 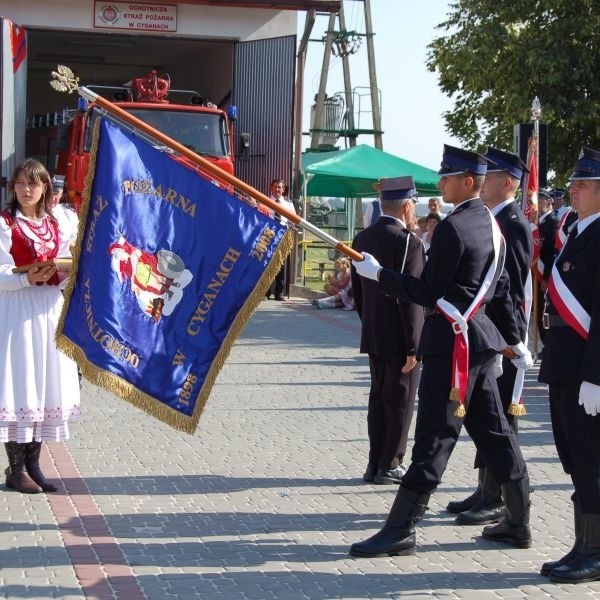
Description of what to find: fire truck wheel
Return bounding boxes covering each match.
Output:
[157,250,185,278]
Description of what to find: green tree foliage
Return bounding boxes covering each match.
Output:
[427,0,600,182]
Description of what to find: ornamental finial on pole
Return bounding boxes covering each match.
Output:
[50,65,79,94]
[531,96,541,122]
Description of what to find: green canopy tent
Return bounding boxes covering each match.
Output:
[302,144,440,198]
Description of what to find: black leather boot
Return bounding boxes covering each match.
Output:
[482,476,531,548]
[446,467,483,514]
[541,502,582,576]
[349,487,430,558]
[4,442,43,494]
[456,468,506,525]
[25,441,58,492]
[550,513,600,583]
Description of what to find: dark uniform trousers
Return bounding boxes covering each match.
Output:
[473,358,519,468]
[548,383,600,514]
[471,201,532,468]
[367,355,420,470]
[403,350,527,495]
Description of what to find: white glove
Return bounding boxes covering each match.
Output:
[352,252,382,281]
[510,342,534,370]
[493,353,503,378]
[579,381,600,416]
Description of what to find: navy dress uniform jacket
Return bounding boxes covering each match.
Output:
[487,201,533,342]
[538,210,559,282]
[351,216,424,358]
[379,198,520,355]
[539,218,600,385]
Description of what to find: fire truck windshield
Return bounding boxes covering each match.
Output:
[84,108,229,158]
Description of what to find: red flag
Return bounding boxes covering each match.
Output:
[10,23,26,74]
[523,137,541,270]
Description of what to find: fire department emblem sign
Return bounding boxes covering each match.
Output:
[98,4,120,25]
[109,236,192,323]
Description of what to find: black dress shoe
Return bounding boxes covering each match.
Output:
[274,295,285,301]
[363,464,376,483]
[373,465,405,485]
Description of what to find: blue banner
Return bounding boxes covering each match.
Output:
[57,119,292,433]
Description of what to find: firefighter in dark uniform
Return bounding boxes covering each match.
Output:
[448,147,533,525]
[536,190,559,346]
[351,176,425,485]
[350,145,533,558]
[539,147,600,584]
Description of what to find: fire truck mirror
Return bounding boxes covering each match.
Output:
[240,133,251,158]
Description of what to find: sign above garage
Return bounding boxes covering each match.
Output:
[94,2,177,32]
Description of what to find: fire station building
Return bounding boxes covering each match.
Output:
[1,0,340,198]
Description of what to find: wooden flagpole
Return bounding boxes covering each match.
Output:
[50,66,362,262]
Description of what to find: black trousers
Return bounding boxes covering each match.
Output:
[402,350,527,495]
[474,357,519,468]
[367,355,420,470]
[549,382,600,514]
[268,256,289,298]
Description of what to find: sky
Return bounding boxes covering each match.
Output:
[299,1,459,171]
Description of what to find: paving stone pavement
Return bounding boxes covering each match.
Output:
[1,298,600,599]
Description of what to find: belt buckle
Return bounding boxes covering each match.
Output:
[542,313,550,330]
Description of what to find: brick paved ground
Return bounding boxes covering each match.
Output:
[1,298,599,599]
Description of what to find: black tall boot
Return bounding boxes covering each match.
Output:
[482,476,531,548]
[541,503,582,576]
[25,442,58,493]
[550,513,600,583]
[446,467,484,514]
[349,487,430,557]
[4,442,42,494]
[456,468,506,525]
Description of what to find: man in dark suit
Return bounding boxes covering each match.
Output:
[349,145,533,558]
[447,147,533,525]
[538,148,600,584]
[351,176,425,485]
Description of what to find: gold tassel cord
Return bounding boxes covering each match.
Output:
[453,404,466,418]
[449,387,461,402]
[508,403,527,417]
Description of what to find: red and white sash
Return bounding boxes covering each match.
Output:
[554,210,571,252]
[547,263,590,340]
[435,209,504,408]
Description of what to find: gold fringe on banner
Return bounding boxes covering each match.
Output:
[55,118,295,434]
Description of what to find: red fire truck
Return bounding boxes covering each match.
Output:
[54,70,236,210]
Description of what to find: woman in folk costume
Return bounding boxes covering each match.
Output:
[0,159,80,493]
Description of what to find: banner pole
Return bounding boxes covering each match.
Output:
[75,86,363,262]
[530,97,542,360]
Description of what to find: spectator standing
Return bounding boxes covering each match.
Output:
[47,175,79,258]
[421,212,441,251]
[428,196,445,219]
[265,178,296,300]
[351,176,424,485]
[0,159,80,494]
